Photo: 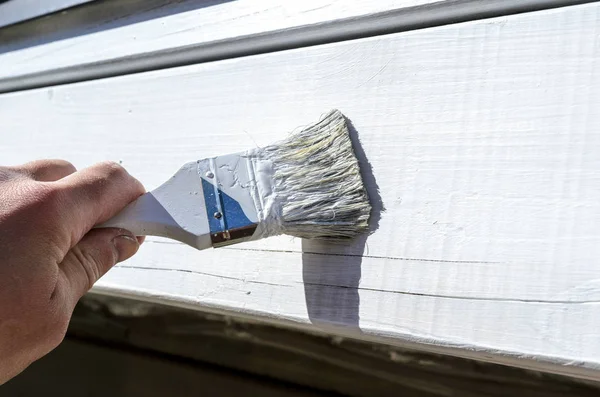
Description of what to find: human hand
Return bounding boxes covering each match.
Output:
[0,160,145,384]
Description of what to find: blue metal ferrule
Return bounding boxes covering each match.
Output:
[200,158,258,247]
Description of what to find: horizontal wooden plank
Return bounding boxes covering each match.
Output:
[0,0,434,80]
[0,0,593,92]
[1,2,600,379]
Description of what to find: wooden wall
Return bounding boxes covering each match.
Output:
[1,0,599,380]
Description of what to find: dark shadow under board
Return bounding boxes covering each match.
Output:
[2,338,334,397]
[50,294,600,397]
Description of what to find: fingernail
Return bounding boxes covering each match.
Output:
[112,234,140,262]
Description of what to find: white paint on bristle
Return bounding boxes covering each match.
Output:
[247,110,371,239]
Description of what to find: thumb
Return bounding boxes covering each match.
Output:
[59,228,140,303]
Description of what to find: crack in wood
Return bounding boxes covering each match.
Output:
[116,265,600,305]
[143,239,500,264]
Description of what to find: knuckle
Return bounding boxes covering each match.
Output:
[97,161,128,180]
[53,159,77,173]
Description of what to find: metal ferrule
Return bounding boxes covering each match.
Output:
[197,154,259,247]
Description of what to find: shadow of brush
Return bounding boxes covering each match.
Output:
[302,115,384,331]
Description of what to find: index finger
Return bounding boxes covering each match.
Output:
[55,161,145,245]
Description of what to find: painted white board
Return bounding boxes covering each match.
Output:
[1,2,600,379]
[0,0,437,81]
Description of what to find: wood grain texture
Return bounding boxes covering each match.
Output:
[1,2,599,379]
[1,0,593,92]
[0,0,434,80]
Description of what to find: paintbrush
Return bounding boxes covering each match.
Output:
[99,110,371,249]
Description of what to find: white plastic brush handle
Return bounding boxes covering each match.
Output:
[99,191,201,246]
[98,161,213,249]
[97,155,261,250]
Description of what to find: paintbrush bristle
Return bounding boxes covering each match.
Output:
[260,110,372,239]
